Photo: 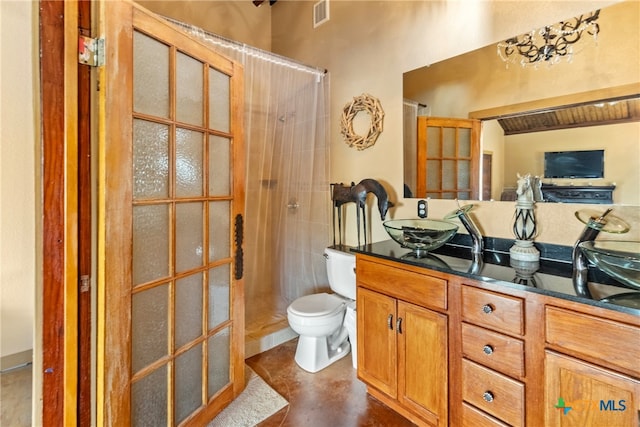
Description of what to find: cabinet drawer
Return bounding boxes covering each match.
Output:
[461,359,525,427]
[462,286,523,336]
[461,322,524,378]
[546,306,640,375]
[461,403,510,427]
[357,258,447,310]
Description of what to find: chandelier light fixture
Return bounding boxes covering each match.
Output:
[253,0,277,6]
[498,10,600,67]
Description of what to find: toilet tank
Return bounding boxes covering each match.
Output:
[325,247,356,300]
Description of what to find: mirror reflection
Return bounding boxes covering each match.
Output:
[402,1,640,205]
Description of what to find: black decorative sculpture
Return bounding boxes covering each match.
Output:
[331,178,394,247]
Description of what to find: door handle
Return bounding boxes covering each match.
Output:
[234,214,244,280]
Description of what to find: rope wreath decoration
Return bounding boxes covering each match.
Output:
[340,93,385,151]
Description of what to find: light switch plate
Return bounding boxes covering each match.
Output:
[417,200,428,218]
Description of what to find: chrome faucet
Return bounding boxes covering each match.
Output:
[446,203,484,256]
[572,209,612,298]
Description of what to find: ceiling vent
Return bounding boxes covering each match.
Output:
[313,0,329,28]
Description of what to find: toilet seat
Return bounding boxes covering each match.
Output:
[288,293,346,317]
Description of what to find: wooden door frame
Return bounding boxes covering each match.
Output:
[77,1,93,424]
[40,0,92,424]
[40,2,67,424]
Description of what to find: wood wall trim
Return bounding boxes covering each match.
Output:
[469,83,640,120]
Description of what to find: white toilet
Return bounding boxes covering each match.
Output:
[287,247,357,373]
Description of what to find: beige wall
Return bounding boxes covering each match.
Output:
[0,0,38,364]
[269,0,639,245]
[139,0,274,51]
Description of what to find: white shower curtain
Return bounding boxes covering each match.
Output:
[403,99,419,198]
[168,21,332,330]
[403,99,430,198]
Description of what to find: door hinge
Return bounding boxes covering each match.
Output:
[78,36,105,67]
[80,275,91,293]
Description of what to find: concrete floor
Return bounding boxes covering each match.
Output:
[246,338,415,426]
[0,339,414,427]
[0,364,32,427]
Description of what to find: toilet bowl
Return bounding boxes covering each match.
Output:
[287,247,356,373]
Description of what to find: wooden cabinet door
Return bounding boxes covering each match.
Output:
[357,287,397,398]
[398,301,448,427]
[545,351,640,427]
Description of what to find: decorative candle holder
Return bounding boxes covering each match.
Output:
[510,174,540,262]
[510,258,540,287]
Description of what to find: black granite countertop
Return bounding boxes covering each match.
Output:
[350,236,640,316]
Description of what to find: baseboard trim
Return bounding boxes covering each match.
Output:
[0,349,33,371]
[245,327,297,358]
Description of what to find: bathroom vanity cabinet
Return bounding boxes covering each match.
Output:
[356,256,449,426]
[458,285,526,426]
[355,249,640,427]
[543,306,640,426]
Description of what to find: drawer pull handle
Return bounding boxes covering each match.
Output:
[482,304,494,314]
[396,317,403,334]
[483,345,494,355]
[483,391,494,403]
[387,314,393,330]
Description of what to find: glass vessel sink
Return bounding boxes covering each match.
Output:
[578,240,640,289]
[383,219,458,258]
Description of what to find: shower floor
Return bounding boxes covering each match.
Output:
[245,304,297,358]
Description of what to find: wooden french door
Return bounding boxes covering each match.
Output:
[416,117,480,200]
[97,2,245,425]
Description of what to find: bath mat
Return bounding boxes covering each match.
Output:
[208,366,288,427]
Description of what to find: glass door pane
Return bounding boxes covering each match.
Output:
[133,31,170,118]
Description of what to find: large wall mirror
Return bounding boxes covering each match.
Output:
[403,0,640,206]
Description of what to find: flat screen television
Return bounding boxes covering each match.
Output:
[544,149,605,179]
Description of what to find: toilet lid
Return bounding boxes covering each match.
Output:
[288,293,346,317]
